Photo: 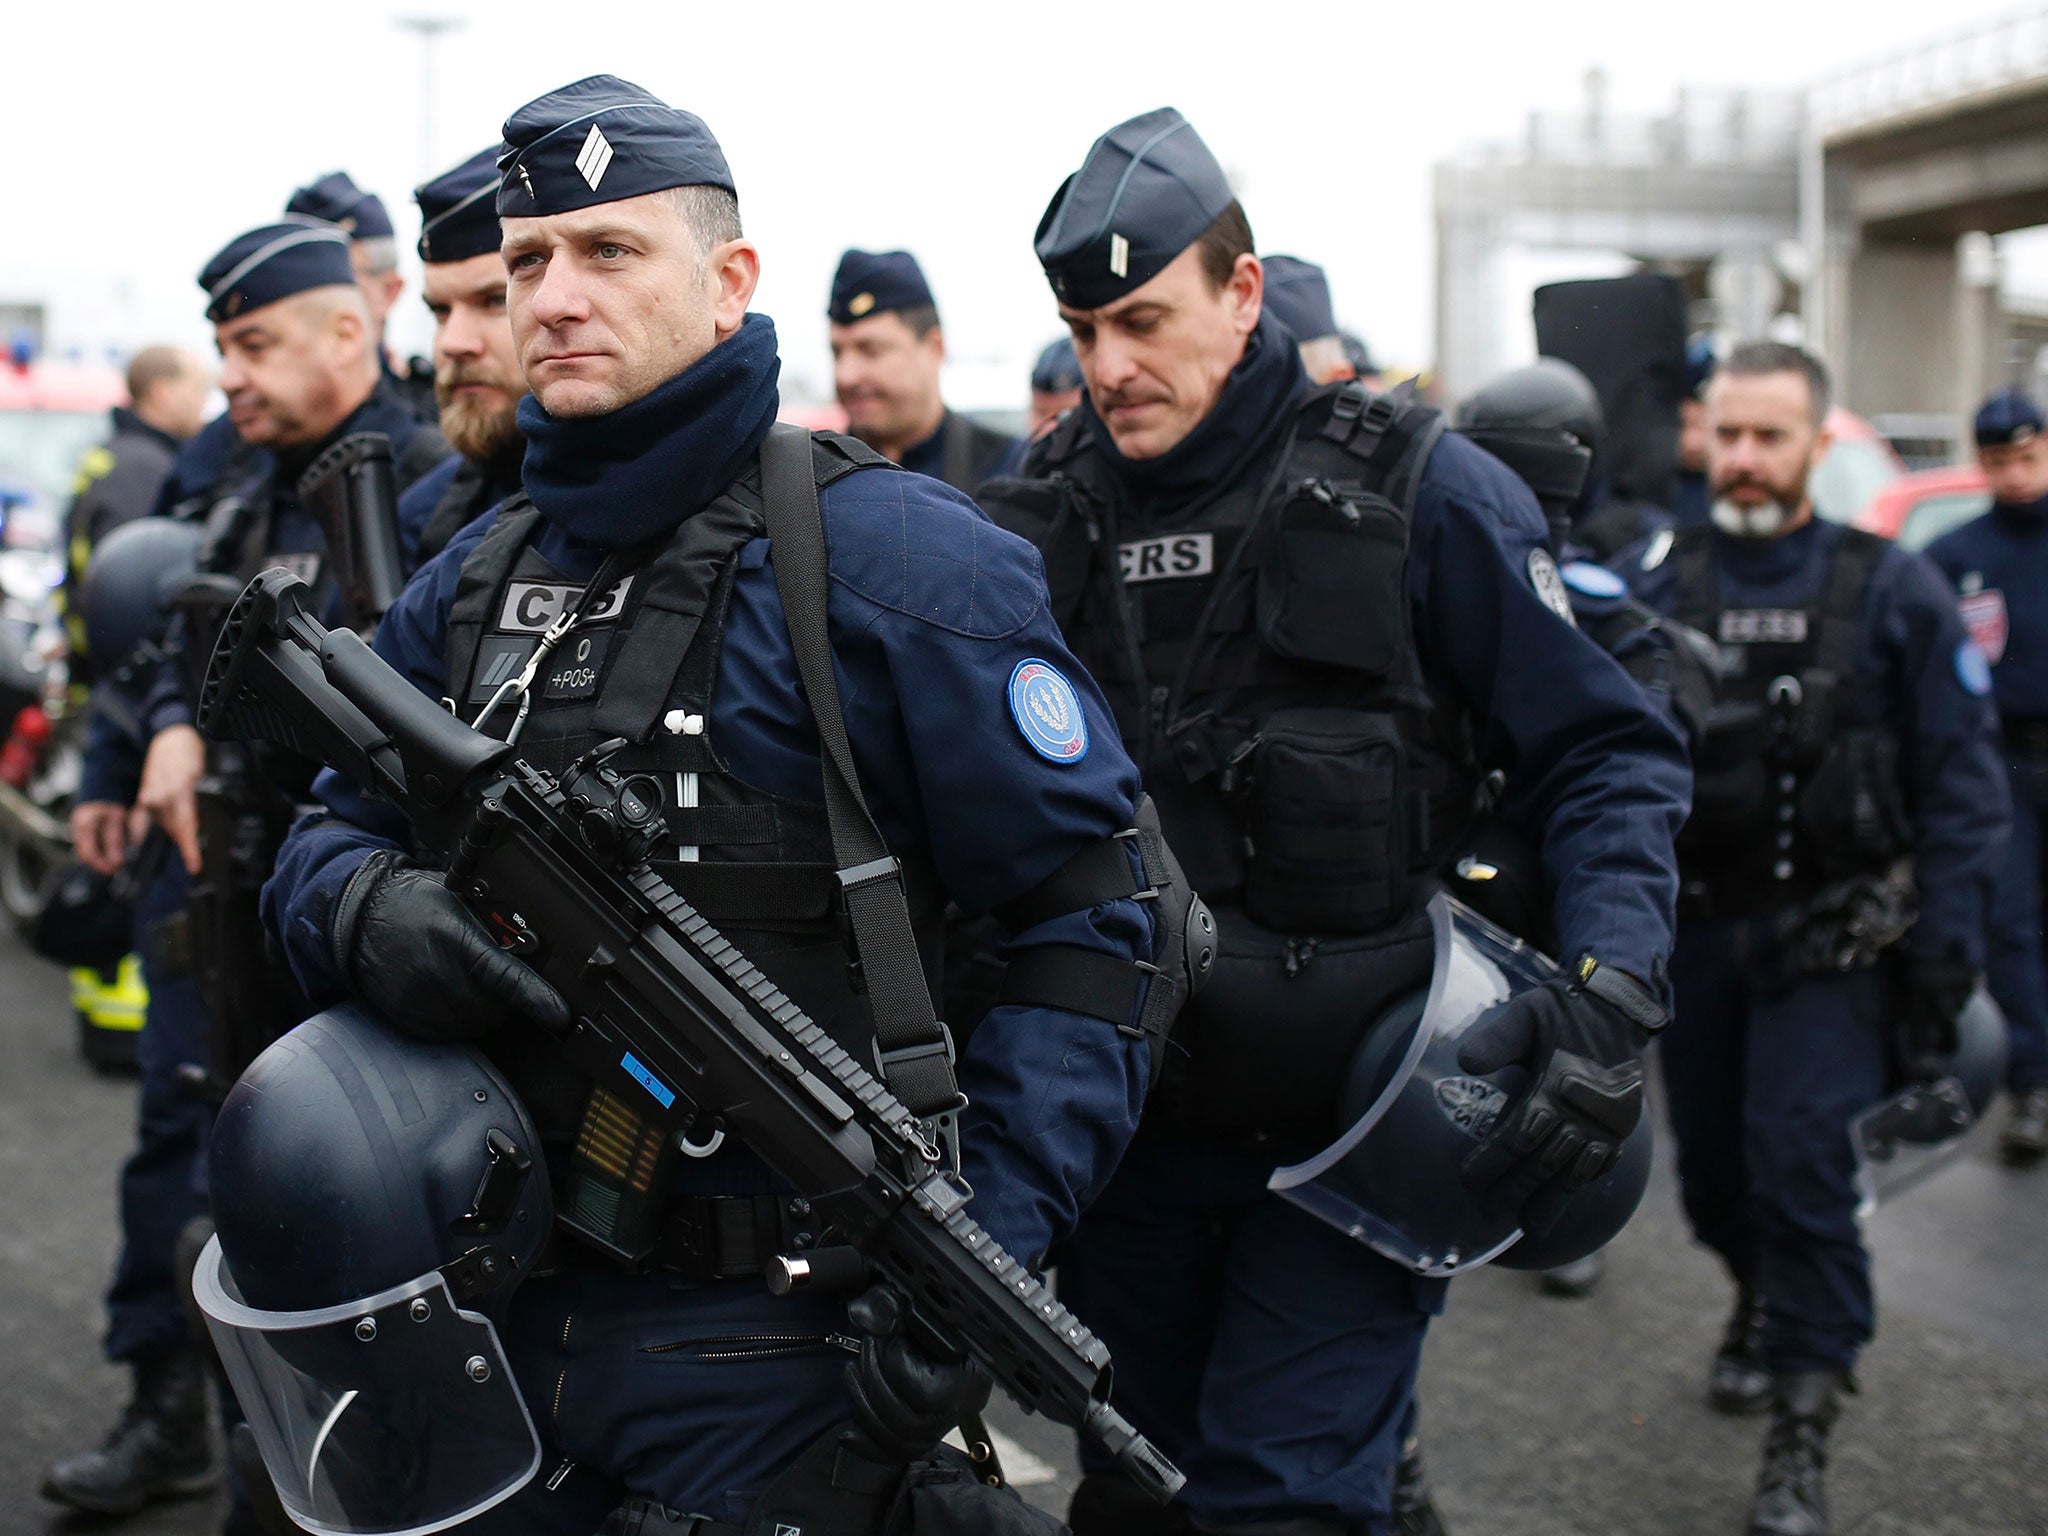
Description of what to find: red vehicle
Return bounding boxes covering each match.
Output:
[1856,463,1992,551]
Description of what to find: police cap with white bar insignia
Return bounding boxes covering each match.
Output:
[285,171,395,240]
[1034,107,1236,311]
[416,147,503,263]
[198,222,356,324]
[496,75,734,217]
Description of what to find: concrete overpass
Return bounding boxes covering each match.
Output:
[1809,10,2048,433]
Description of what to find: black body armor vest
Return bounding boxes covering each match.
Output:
[1673,523,1907,916]
[441,434,945,1141]
[988,384,1474,936]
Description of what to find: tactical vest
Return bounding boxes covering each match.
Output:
[1672,523,1908,915]
[987,383,1473,937]
[441,434,945,1142]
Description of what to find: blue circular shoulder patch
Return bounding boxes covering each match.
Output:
[1956,640,1994,698]
[1561,561,1627,599]
[1008,658,1089,764]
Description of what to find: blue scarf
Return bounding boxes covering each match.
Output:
[519,312,782,546]
[1080,310,1309,507]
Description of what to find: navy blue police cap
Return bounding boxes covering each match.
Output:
[1034,107,1235,311]
[198,221,357,324]
[1975,386,2044,448]
[1031,336,1082,394]
[1340,330,1378,377]
[1685,336,1717,398]
[1261,255,1338,343]
[285,171,394,241]
[416,147,503,263]
[829,250,935,325]
[496,75,733,216]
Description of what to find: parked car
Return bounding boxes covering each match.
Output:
[1812,408,1905,528]
[1856,463,1991,551]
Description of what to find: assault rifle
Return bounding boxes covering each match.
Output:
[198,567,1184,1503]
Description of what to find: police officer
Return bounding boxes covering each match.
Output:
[287,169,436,420]
[1260,255,1355,386]
[1674,339,1716,528]
[259,76,1162,1532]
[1028,335,1084,437]
[977,107,1690,1536]
[398,146,530,569]
[1622,342,2007,1536]
[1923,386,2048,1165]
[827,248,1016,491]
[59,346,212,684]
[42,223,445,1523]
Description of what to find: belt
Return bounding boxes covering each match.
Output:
[654,1192,818,1283]
[600,1500,739,1536]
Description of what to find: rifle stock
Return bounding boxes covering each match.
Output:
[199,568,1184,1502]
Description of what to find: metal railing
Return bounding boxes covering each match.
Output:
[1810,4,2048,130]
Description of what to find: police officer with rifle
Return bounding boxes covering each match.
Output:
[974,108,1691,1536]
[1620,342,2007,1536]
[249,76,1198,1534]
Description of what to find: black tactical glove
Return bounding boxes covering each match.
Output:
[842,1285,991,1464]
[1897,961,1977,1074]
[333,850,568,1040]
[1456,959,1665,1235]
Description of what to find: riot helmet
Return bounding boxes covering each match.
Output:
[1455,359,1605,549]
[193,1003,552,1536]
[1268,894,1651,1277]
[1852,986,2008,1212]
[77,516,203,669]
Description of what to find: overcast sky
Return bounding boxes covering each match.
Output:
[4,0,2039,407]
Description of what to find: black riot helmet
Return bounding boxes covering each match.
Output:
[78,516,204,668]
[194,1004,552,1535]
[1852,987,2008,1211]
[1267,895,1651,1276]
[1456,359,1606,551]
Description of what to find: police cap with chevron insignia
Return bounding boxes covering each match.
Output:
[198,221,357,324]
[285,171,395,241]
[1034,107,1235,311]
[496,75,733,217]
[415,147,503,263]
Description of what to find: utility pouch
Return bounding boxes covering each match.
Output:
[1800,726,1910,875]
[1163,902,1436,1145]
[1256,479,1404,673]
[1244,707,1411,934]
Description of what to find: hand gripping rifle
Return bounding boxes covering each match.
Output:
[198,567,1184,1503]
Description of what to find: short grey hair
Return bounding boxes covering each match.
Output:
[658,185,743,257]
[352,235,400,276]
[1718,340,1832,425]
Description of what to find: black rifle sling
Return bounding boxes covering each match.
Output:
[759,424,962,1123]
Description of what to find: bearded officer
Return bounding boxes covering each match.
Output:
[1924,387,2048,1165]
[260,75,1163,1532]
[398,147,530,568]
[976,107,1690,1536]
[43,221,445,1523]
[827,248,1016,491]
[1622,342,2006,1536]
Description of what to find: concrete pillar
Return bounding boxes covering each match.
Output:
[1953,231,2005,441]
[1839,237,1962,421]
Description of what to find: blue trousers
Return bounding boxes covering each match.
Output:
[464,1265,857,1533]
[1057,1124,1446,1532]
[1660,919,1889,1375]
[103,859,211,1364]
[1985,751,2048,1093]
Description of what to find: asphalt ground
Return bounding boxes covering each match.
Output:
[4,919,2044,1536]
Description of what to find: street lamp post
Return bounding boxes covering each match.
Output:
[393,14,467,180]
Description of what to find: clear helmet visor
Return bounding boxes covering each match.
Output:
[1268,895,1553,1277]
[193,1234,541,1536]
[1850,1077,1978,1215]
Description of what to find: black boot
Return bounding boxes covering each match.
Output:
[40,1351,217,1514]
[1392,1423,1449,1536]
[1709,1287,1773,1415]
[1746,1371,1845,1536]
[2002,1085,2048,1166]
